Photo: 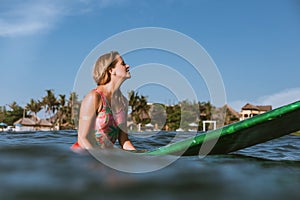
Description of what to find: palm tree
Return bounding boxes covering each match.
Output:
[56,94,66,129]
[128,90,138,110]
[128,90,139,123]
[8,101,19,111]
[58,94,66,108]
[26,99,42,117]
[42,89,58,118]
[5,101,24,125]
[68,92,80,128]
[128,91,150,125]
[137,95,150,125]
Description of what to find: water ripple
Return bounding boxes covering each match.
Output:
[0,131,299,200]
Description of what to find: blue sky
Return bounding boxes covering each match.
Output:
[0,0,299,111]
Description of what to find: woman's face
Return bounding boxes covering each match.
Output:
[111,55,131,80]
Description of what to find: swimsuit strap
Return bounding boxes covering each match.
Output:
[94,88,108,108]
[94,88,125,117]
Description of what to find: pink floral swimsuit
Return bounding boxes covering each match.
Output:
[94,89,125,148]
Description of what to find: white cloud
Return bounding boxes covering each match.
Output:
[0,1,65,37]
[255,87,300,109]
[229,87,300,111]
[0,0,131,37]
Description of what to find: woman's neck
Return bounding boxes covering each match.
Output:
[97,83,120,99]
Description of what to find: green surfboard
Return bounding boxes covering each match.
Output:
[139,101,300,156]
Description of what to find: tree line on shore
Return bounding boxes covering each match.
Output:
[128,91,239,131]
[0,90,80,129]
[0,90,240,131]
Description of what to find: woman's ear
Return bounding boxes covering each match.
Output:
[110,68,116,75]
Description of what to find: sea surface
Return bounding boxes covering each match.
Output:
[0,130,299,200]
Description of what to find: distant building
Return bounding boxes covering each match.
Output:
[13,117,53,131]
[35,119,53,131]
[240,103,272,121]
[14,118,36,131]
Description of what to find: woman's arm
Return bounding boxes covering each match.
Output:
[119,130,136,150]
[118,94,136,150]
[78,91,101,149]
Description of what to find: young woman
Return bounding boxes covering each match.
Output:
[72,51,136,151]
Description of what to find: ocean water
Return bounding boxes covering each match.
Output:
[0,130,299,200]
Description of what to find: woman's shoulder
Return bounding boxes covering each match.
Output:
[82,89,102,105]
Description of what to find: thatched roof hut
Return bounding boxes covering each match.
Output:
[13,117,53,131]
[242,103,272,112]
[36,119,52,127]
[242,103,260,111]
[14,118,36,126]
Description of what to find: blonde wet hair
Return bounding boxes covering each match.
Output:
[93,51,120,85]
